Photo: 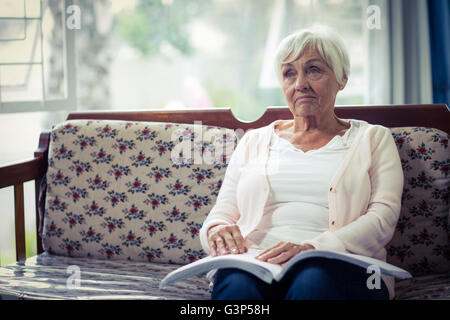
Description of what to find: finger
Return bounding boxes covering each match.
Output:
[255,248,269,259]
[218,225,242,254]
[267,242,297,263]
[230,229,246,254]
[208,228,223,257]
[267,243,305,264]
[259,247,285,261]
[221,232,237,255]
[261,242,295,261]
[255,248,271,260]
[255,242,282,258]
[208,240,217,257]
[215,237,227,256]
[255,242,286,260]
[301,243,315,251]
[267,250,295,264]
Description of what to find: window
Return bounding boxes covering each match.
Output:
[0,0,368,118]
[259,0,367,106]
[0,0,77,113]
[100,0,368,121]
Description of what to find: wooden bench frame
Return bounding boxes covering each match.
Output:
[1,104,449,263]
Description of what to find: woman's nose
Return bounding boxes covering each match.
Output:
[294,73,309,91]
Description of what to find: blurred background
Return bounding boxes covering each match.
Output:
[0,0,448,265]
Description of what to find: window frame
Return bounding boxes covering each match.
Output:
[0,0,77,114]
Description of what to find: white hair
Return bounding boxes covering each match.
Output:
[274,25,350,86]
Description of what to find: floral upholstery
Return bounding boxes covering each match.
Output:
[43,120,237,265]
[386,127,449,276]
[0,120,448,300]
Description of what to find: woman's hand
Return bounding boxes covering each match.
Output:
[207,224,248,257]
[255,241,315,265]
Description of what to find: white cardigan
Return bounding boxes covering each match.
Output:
[199,118,404,299]
[246,119,359,248]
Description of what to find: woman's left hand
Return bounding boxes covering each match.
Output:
[255,242,315,265]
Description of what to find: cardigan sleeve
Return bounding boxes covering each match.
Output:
[302,126,404,256]
[199,132,251,254]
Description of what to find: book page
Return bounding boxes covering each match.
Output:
[160,248,412,289]
[277,249,412,281]
[160,249,283,288]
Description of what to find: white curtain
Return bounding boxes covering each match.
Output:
[258,0,285,89]
[366,0,433,105]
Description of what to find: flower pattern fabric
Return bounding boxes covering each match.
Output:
[386,127,449,276]
[43,120,237,265]
[43,121,450,274]
[0,120,447,300]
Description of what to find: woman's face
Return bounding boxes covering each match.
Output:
[280,46,346,118]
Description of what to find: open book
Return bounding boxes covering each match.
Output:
[160,249,412,289]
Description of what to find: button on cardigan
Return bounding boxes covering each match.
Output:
[199,118,404,299]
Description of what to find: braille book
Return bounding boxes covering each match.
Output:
[159,248,412,289]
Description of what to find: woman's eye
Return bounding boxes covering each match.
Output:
[284,70,296,78]
[308,66,320,74]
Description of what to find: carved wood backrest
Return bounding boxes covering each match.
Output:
[67,105,450,133]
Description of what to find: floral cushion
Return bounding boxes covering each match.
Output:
[43,120,237,264]
[386,127,449,276]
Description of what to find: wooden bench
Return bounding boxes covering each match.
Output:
[0,104,448,300]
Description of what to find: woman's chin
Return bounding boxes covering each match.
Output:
[292,103,319,116]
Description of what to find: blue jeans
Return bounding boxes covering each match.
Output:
[211,257,389,300]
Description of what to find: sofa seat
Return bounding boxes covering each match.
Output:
[0,252,448,300]
[394,272,450,300]
[0,253,211,300]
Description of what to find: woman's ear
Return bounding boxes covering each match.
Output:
[339,76,348,91]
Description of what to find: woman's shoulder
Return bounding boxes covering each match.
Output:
[346,119,391,133]
[272,119,292,131]
[352,120,395,147]
[358,120,391,134]
[239,122,276,141]
[339,119,393,145]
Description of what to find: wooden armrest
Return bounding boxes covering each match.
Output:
[0,155,48,262]
[0,156,47,189]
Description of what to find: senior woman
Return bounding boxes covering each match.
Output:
[199,25,404,300]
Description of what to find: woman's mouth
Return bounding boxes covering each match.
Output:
[298,95,316,100]
[295,96,316,104]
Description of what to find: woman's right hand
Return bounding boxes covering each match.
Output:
[207,224,248,257]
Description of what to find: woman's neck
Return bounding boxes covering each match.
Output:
[289,113,348,136]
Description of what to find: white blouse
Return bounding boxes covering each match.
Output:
[246,119,360,249]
